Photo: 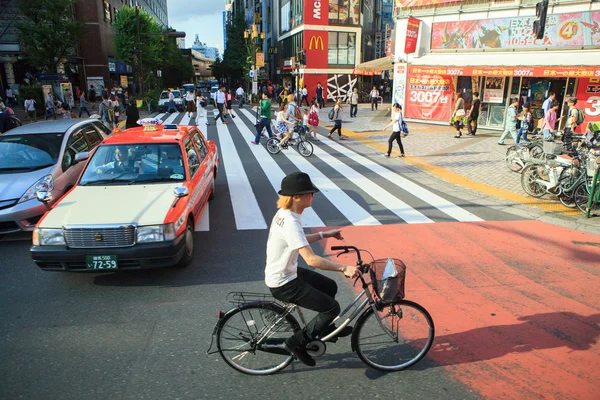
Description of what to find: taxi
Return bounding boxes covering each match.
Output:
[30,119,219,271]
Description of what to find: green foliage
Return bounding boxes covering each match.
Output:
[210,57,225,82]
[221,12,251,81]
[143,88,162,111]
[15,0,82,73]
[161,38,194,88]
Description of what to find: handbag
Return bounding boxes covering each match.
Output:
[308,110,319,126]
[455,109,466,118]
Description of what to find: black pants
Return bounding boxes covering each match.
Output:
[270,268,340,348]
[371,98,378,110]
[467,114,478,134]
[214,103,225,123]
[301,95,310,106]
[317,96,324,109]
[350,104,357,117]
[330,121,342,137]
[387,131,405,155]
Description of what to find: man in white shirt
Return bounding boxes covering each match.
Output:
[5,88,14,107]
[300,86,309,106]
[166,90,177,113]
[265,172,358,366]
[236,85,245,107]
[370,85,379,111]
[213,86,227,124]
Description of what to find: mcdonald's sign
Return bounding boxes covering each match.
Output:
[309,36,324,50]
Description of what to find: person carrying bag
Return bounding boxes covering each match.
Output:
[382,103,407,158]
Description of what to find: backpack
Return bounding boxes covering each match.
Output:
[328,107,335,121]
[103,101,114,121]
[575,108,584,126]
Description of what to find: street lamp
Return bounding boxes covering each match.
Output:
[244,25,266,95]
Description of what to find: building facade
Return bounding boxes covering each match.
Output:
[391,0,600,132]
[191,35,221,60]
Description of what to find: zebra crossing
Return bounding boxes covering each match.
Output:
[153,108,483,232]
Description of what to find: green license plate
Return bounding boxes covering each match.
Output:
[86,255,118,270]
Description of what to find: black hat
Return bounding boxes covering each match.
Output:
[278,172,319,196]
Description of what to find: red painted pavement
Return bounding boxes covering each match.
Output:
[317,220,600,400]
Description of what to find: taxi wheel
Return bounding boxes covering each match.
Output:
[209,176,215,201]
[176,220,194,268]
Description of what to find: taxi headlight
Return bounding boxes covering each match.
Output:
[33,228,65,246]
[19,175,54,204]
[136,224,176,243]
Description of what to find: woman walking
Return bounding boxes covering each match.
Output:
[196,91,209,126]
[225,89,235,119]
[382,103,406,158]
[185,89,195,118]
[308,99,320,140]
[452,92,465,138]
[79,91,91,118]
[328,98,346,140]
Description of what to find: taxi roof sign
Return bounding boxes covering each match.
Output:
[137,117,163,132]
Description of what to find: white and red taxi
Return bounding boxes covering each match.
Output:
[30,120,219,271]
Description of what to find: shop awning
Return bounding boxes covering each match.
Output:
[353,56,398,75]
[412,50,599,67]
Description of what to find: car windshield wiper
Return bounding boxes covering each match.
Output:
[134,177,183,184]
[81,178,136,186]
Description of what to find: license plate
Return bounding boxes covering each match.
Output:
[86,255,118,270]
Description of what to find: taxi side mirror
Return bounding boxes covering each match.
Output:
[173,187,189,198]
[74,152,89,164]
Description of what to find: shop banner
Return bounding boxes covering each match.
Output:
[483,77,505,104]
[60,82,74,108]
[410,65,600,78]
[431,11,600,50]
[120,75,128,87]
[304,30,328,69]
[576,77,600,133]
[405,18,421,54]
[392,63,407,106]
[394,0,460,11]
[304,0,328,26]
[405,68,452,121]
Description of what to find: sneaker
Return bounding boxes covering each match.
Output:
[232,115,236,119]
[382,153,390,157]
[283,342,316,367]
[251,140,258,145]
[205,122,210,126]
[397,154,405,158]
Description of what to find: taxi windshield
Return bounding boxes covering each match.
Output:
[79,143,186,185]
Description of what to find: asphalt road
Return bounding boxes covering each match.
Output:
[2,109,597,400]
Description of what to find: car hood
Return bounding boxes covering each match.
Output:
[39,183,182,228]
[0,165,54,201]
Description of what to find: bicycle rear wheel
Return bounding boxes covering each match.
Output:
[266,138,281,155]
[215,302,300,375]
[297,140,313,157]
[521,164,547,198]
[505,146,523,172]
[353,300,434,371]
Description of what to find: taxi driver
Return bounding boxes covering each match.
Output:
[96,146,136,174]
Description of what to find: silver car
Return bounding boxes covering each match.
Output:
[0,119,110,235]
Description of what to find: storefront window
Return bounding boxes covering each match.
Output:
[329,0,360,26]
[328,32,356,66]
[479,77,510,128]
[280,32,303,59]
[280,0,303,35]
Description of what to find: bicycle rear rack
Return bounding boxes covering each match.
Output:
[226,291,282,306]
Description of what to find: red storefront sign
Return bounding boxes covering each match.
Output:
[395,0,460,7]
[576,77,600,133]
[304,1,328,26]
[405,17,421,54]
[405,68,453,121]
[304,31,328,69]
[410,65,600,78]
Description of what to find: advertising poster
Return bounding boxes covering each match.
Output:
[483,77,505,104]
[408,65,600,78]
[60,82,75,108]
[87,77,105,94]
[404,67,453,121]
[120,75,128,87]
[404,17,421,54]
[392,63,407,106]
[575,77,600,133]
[41,84,52,103]
[431,11,600,50]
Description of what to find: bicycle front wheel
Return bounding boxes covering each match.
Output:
[297,140,313,157]
[353,300,434,371]
[521,164,547,198]
[266,138,281,155]
[215,302,300,375]
[505,146,523,173]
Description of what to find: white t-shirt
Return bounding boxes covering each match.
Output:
[168,92,175,101]
[24,99,36,111]
[392,110,403,132]
[276,110,286,123]
[302,114,309,127]
[265,208,309,288]
[236,87,244,96]
[302,88,308,96]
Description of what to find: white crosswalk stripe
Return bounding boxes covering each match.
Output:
[163,112,180,124]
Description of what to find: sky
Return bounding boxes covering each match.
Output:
[167,0,225,53]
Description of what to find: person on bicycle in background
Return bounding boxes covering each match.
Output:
[265,172,359,367]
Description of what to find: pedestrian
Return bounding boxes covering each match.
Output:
[382,103,406,158]
[467,91,480,135]
[542,92,556,117]
[112,95,120,125]
[301,86,309,106]
[196,91,209,126]
[328,98,346,140]
[251,92,274,145]
[213,86,226,124]
[308,99,320,140]
[166,89,177,114]
[540,101,561,141]
[61,102,73,119]
[565,97,581,137]
[264,171,358,367]
[185,89,195,118]
[236,85,245,107]
[452,92,465,138]
[498,98,520,145]
[5,87,14,107]
[79,91,91,118]
[24,96,37,123]
[370,85,379,111]
[316,82,324,109]
[225,89,235,119]
[125,99,140,129]
[349,88,358,118]
[89,86,97,109]
[516,103,533,144]
[98,94,114,129]
[45,93,57,120]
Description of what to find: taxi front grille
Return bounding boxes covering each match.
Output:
[64,226,136,248]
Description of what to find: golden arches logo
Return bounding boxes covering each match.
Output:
[309,36,324,50]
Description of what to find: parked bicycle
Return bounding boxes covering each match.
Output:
[207,246,435,375]
[505,132,545,173]
[266,122,314,157]
[572,149,600,215]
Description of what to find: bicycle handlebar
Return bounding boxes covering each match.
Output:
[331,246,369,273]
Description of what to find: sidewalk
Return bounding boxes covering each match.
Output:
[317,104,599,233]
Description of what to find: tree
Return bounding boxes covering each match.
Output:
[221,12,251,82]
[161,38,194,88]
[210,57,225,82]
[15,0,82,73]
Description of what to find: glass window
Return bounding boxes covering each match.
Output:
[329,0,359,25]
[328,32,356,66]
[103,1,111,22]
[93,121,112,137]
[83,127,103,148]
[62,130,90,170]
[0,133,64,172]
[184,138,200,178]
[328,32,338,65]
[191,131,208,161]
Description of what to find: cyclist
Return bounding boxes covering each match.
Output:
[265,172,359,366]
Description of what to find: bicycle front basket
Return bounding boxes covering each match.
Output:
[543,141,562,155]
[369,258,406,303]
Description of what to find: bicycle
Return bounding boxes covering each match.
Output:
[572,150,600,215]
[207,245,435,375]
[266,123,314,157]
[505,133,545,173]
